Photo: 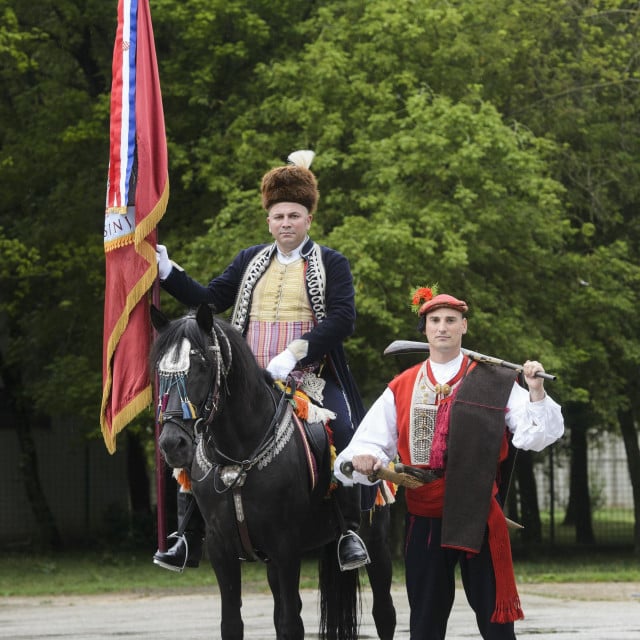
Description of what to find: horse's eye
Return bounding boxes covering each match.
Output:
[190,349,206,363]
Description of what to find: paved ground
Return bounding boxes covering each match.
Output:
[1,582,639,639]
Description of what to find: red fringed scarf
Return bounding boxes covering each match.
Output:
[428,388,456,469]
[427,357,470,470]
[487,485,524,623]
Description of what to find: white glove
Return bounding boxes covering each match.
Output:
[156,244,172,280]
[266,349,298,380]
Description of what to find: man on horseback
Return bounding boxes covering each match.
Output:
[153,150,370,573]
[334,287,565,640]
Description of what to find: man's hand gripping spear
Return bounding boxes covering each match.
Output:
[340,460,439,489]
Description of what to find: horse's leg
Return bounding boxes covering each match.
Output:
[208,541,244,640]
[362,505,396,640]
[266,557,304,640]
[267,562,304,640]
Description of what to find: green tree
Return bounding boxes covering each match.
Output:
[1,0,113,548]
[469,0,640,551]
[3,0,639,554]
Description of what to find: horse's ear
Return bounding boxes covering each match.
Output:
[150,305,169,332]
[196,303,214,333]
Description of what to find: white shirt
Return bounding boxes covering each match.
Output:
[276,236,308,265]
[334,356,565,486]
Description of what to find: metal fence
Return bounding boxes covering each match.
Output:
[533,433,635,547]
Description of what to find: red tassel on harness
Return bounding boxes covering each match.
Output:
[175,468,192,492]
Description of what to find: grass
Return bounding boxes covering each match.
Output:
[0,549,344,598]
[513,552,640,584]
[1,547,639,598]
[538,508,636,545]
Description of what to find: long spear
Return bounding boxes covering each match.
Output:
[383,340,556,381]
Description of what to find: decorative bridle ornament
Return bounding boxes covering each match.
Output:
[157,318,233,440]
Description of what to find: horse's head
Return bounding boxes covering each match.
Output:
[151,304,232,469]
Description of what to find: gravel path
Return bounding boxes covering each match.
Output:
[1,583,639,639]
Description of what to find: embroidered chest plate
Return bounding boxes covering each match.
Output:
[409,362,438,465]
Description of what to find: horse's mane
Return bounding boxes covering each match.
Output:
[150,311,269,398]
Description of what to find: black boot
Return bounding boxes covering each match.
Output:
[335,484,370,571]
[153,492,205,572]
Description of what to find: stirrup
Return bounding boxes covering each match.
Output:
[152,531,189,573]
[337,530,370,572]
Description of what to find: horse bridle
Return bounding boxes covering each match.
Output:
[158,319,292,479]
[157,320,233,446]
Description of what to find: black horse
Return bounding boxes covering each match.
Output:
[151,304,396,640]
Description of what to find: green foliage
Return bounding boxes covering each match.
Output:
[1,1,640,517]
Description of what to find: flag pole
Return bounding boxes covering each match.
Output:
[152,275,167,551]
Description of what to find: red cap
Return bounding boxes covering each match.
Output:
[418,293,468,316]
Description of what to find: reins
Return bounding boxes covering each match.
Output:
[209,384,287,478]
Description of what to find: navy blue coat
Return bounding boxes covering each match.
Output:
[161,238,366,425]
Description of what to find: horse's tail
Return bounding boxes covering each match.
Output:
[318,540,361,640]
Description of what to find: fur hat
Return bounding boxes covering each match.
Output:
[261,150,319,214]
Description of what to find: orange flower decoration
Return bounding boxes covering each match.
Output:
[411,284,439,314]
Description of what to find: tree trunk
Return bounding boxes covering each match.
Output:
[515,450,543,543]
[15,419,62,551]
[126,429,153,546]
[127,429,152,513]
[564,403,595,544]
[618,403,640,555]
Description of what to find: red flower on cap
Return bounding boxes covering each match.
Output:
[410,284,440,314]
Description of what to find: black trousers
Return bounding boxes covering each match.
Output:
[320,375,355,452]
[404,514,516,640]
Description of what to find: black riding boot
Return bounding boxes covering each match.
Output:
[153,492,205,572]
[335,484,370,571]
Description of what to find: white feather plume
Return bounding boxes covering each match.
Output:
[287,149,315,169]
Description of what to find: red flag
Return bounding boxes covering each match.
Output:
[101,0,168,453]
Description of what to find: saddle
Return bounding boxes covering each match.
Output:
[291,407,334,501]
[274,381,336,501]
[280,382,392,510]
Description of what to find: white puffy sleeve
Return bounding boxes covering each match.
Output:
[506,383,565,452]
[333,388,399,486]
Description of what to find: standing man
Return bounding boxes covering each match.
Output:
[153,150,369,572]
[334,287,565,639]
